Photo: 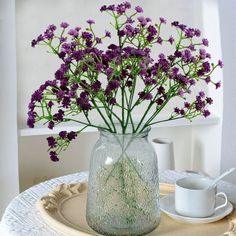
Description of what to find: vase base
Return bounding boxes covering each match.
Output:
[87,217,161,236]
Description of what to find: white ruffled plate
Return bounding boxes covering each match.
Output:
[160,194,233,224]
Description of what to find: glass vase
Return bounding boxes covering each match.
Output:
[86,127,160,236]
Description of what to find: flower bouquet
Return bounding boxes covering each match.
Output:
[28,2,222,235]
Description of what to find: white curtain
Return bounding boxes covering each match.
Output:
[0,0,19,217]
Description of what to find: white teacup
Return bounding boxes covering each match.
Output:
[175,177,228,218]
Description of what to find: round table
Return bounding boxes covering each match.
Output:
[1,170,236,236]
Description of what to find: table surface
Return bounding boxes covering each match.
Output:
[1,170,236,236]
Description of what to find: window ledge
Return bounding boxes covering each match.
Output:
[18,115,220,137]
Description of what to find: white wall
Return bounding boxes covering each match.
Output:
[0,0,19,217]
[219,0,236,184]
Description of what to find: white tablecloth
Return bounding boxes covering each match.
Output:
[1,170,236,236]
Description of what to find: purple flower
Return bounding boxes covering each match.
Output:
[135,6,143,13]
[205,76,211,84]
[195,96,205,111]
[147,25,157,35]
[194,29,201,37]
[53,109,64,122]
[178,89,184,96]
[31,39,37,47]
[48,121,55,129]
[75,26,81,32]
[189,79,196,85]
[171,21,179,27]
[185,28,195,38]
[105,68,113,77]
[144,78,156,86]
[157,37,163,44]
[199,91,205,98]
[126,17,134,24]
[138,91,153,100]
[108,97,117,105]
[37,34,44,42]
[202,38,209,46]
[92,80,101,93]
[180,109,185,115]
[184,102,190,108]
[174,107,180,114]
[116,3,127,15]
[95,37,102,44]
[27,111,36,128]
[157,86,165,94]
[59,37,66,43]
[118,30,126,37]
[177,74,189,85]
[215,81,221,89]
[124,1,131,9]
[199,49,207,59]
[137,16,147,26]
[126,80,133,87]
[87,19,95,25]
[47,136,57,148]
[105,30,111,38]
[203,110,210,118]
[67,131,77,141]
[157,54,165,60]
[59,131,67,139]
[60,22,69,28]
[48,101,54,108]
[206,97,213,104]
[156,98,164,105]
[174,50,182,58]
[202,61,211,73]
[56,90,65,99]
[31,90,43,102]
[107,4,115,11]
[189,44,195,51]
[82,32,92,40]
[76,94,91,112]
[100,5,107,12]
[108,80,120,90]
[68,29,79,37]
[48,24,56,31]
[159,17,167,24]
[168,36,174,45]
[62,97,71,108]
[44,29,54,39]
[218,60,224,68]
[182,49,192,62]
[28,102,35,110]
[50,151,59,162]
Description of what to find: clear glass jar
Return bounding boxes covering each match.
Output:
[86,127,160,236]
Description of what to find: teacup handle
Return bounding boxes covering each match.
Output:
[214,192,228,211]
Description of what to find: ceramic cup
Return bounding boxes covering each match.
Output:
[175,177,228,218]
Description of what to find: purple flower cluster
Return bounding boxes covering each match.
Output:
[28,1,223,161]
[47,131,77,161]
[100,2,131,15]
[31,24,57,47]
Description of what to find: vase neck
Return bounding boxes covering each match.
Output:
[99,127,150,139]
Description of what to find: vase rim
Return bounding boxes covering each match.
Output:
[98,123,151,137]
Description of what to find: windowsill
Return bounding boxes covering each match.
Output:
[18,115,220,137]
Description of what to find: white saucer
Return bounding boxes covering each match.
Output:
[160,194,233,224]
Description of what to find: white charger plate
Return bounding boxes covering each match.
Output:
[160,194,233,224]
